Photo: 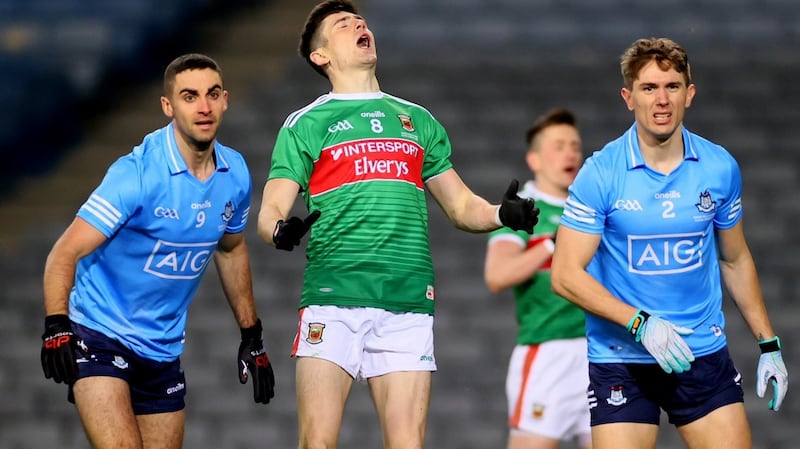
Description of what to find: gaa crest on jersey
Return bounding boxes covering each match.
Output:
[426,285,435,301]
[221,201,234,222]
[397,114,415,132]
[306,322,325,344]
[695,190,716,213]
[606,385,627,406]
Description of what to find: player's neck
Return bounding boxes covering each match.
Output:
[329,69,379,94]
[178,141,217,182]
[638,132,684,175]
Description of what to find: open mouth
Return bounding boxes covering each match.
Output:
[357,34,370,48]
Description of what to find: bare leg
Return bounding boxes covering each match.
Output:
[138,410,185,449]
[677,403,752,449]
[507,431,561,449]
[73,376,143,449]
[591,422,658,449]
[368,370,430,449]
[296,357,354,449]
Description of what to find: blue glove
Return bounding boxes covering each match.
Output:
[756,337,788,411]
[627,310,695,374]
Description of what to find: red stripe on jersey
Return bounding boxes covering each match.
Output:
[309,138,425,196]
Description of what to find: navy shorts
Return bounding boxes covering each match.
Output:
[68,323,186,415]
[588,346,744,426]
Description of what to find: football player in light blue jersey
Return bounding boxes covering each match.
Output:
[41,53,275,449]
[551,38,787,449]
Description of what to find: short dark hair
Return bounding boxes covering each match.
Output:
[525,108,577,147]
[163,53,223,97]
[620,37,691,89]
[299,0,358,79]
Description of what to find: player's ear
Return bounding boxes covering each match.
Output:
[309,49,330,70]
[620,88,634,111]
[684,84,696,109]
[161,96,174,118]
[525,149,540,173]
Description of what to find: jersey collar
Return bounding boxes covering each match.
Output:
[625,123,699,170]
[163,122,230,175]
[326,91,384,100]
[521,180,567,207]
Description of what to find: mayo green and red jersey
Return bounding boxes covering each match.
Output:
[268,92,454,315]
[488,181,586,344]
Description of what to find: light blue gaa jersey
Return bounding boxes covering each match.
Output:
[69,122,251,362]
[561,124,742,364]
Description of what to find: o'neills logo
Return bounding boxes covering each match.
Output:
[309,138,425,196]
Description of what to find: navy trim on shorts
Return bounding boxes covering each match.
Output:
[588,346,744,426]
[68,323,186,415]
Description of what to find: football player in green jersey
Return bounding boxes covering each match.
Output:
[484,108,590,449]
[256,1,540,448]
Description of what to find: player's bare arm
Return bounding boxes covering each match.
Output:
[257,178,301,246]
[43,217,106,315]
[551,225,639,326]
[717,222,776,340]
[214,232,259,328]
[484,239,553,293]
[426,168,500,233]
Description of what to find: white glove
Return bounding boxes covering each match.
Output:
[756,337,788,411]
[627,310,695,374]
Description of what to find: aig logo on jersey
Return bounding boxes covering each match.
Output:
[328,120,354,133]
[144,240,217,279]
[627,231,704,275]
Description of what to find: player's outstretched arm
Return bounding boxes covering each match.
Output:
[427,170,538,233]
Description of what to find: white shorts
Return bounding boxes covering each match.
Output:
[292,305,437,381]
[506,338,591,442]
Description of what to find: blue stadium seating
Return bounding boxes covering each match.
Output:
[0,0,225,191]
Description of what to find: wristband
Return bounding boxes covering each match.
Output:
[494,206,503,227]
[626,310,650,337]
[241,319,263,340]
[758,336,781,353]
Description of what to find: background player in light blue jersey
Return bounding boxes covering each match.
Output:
[550,38,788,449]
[40,53,275,449]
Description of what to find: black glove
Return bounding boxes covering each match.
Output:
[273,210,321,251]
[41,314,83,384]
[498,180,540,233]
[238,319,275,404]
